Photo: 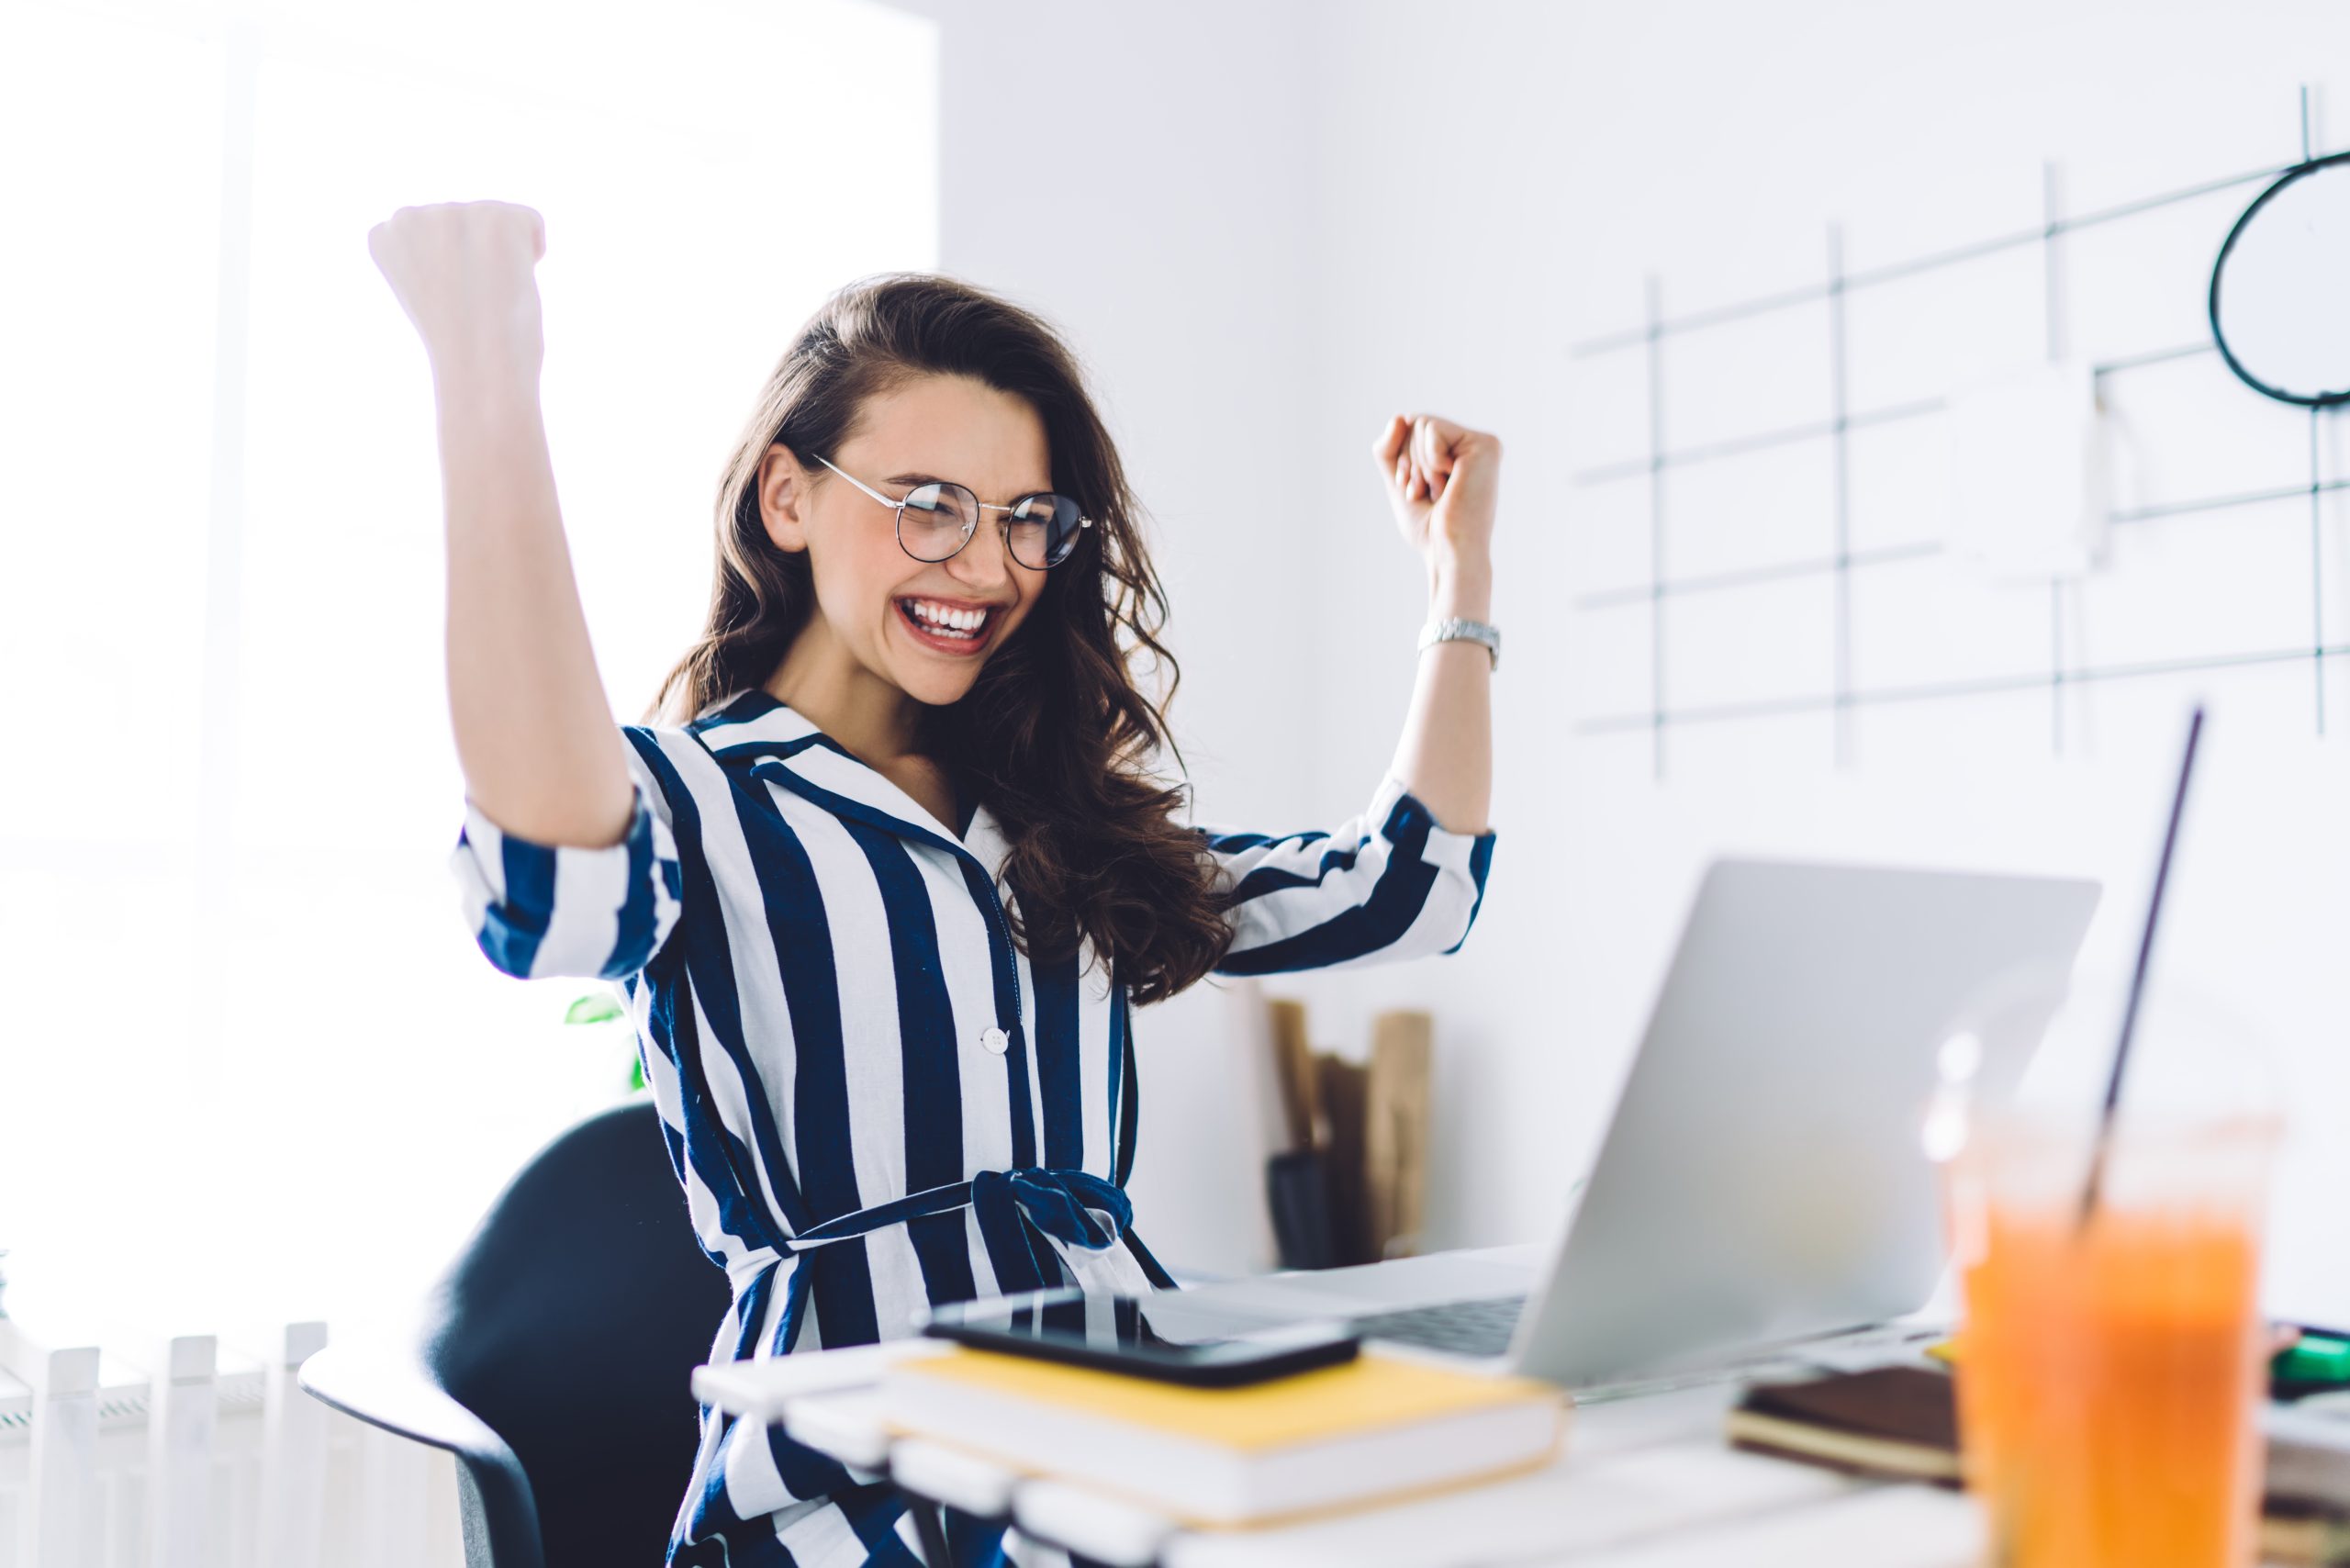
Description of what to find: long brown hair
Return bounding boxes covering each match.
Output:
[647,272,1230,1004]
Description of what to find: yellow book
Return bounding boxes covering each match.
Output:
[879,1346,1568,1527]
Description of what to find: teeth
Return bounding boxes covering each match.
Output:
[903,599,987,638]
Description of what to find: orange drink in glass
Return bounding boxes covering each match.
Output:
[1947,1107,2278,1568]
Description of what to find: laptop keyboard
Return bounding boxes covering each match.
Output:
[1348,1294,1528,1359]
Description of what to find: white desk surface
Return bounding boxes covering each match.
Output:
[698,1338,1975,1566]
[698,1338,2306,1568]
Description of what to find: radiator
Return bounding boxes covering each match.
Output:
[0,1316,464,1567]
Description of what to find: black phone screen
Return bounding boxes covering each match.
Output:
[919,1288,1359,1386]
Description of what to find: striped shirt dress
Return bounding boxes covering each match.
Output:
[449,686,1498,1565]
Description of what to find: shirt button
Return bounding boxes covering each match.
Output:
[979,1026,1009,1055]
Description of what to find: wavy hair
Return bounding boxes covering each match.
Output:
[646,273,1230,1004]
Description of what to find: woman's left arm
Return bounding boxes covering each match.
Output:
[1189,412,1500,977]
[1377,411,1500,835]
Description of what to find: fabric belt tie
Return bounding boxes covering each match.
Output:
[729,1168,1138,1359]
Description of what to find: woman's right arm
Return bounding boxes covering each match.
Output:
[371,200,634,849]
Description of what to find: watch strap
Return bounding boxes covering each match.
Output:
[1419,615,1501,670]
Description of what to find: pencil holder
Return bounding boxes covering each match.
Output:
[1266,1148,1338,1271]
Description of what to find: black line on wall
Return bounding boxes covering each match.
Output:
[1576,544,1944,610]
[2050,588,2068,755]
[2111,477,2350,525]
[2043,160,2070,757]
[1572,344,2207,486]
[1576,644,2350,735]
[1645,273,1667,781]
[2099,342,2216,376]
[1569,160,2294,356]
[1572,398,1944,484]
[1828,224,1854,767]
[2307,84,2326,738]
[1572,481,2350,612]
[2314,409,2328,736]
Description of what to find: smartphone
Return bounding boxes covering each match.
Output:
[920,1288,1359,1387]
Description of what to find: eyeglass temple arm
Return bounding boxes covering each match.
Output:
[815,453,1094,531]
[811,454,900,510]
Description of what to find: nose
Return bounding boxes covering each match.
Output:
[946,517,1017,596]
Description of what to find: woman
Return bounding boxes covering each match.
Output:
[369,199,1501,1567]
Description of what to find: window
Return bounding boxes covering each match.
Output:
[0,0,937,1333]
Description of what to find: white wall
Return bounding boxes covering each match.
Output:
[1281,0,2350,1321]
[889,1,2350,1315]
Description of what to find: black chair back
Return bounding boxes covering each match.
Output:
[427,1100,729,1567]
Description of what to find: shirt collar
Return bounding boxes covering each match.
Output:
[690,688,1001,866]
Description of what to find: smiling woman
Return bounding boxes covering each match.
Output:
[403,260,1503,1566]
[652,281,1243,1000]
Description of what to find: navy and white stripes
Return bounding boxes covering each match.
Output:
[1195,773,1498,974]
[447,687,1496,1565]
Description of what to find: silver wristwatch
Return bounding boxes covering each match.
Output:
[1417,615,1501,671]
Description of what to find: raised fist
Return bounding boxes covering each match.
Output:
[366,200,547,381]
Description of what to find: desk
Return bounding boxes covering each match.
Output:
[697,1338,2325,1567]
[695,1338,1998,1567]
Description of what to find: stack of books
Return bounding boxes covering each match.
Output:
[878,1343,1567,1528]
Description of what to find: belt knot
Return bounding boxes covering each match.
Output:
[971,1166,1133,1253]
[733,1166,1140,1358]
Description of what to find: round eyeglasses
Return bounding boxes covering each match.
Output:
[814,454,1094,569]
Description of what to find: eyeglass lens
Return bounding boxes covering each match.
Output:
[901,482,1084,568]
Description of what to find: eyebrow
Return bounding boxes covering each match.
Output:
[887,471,1059,503]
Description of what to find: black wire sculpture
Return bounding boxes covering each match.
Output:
[2209,148,2350,409]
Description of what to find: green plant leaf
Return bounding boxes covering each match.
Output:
[565,992,626,1025]
[629,1056,646,1093]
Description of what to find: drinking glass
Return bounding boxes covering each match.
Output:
[1930,963,2283,1568]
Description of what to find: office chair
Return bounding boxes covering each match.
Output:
[299,1100,730,1568]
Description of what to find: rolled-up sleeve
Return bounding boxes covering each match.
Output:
[449,741,686,981]
[1197,774,1496,976]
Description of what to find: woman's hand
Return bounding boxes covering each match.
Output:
[366,200,548,386]
[1372,412,1502,575]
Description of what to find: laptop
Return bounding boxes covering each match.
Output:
[1138,857,2101,1390]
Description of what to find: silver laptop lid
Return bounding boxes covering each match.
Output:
[1509,857,2099,1387]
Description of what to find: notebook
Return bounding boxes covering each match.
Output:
[877,1344,1566,1528]
[1727,1365,2350,1566]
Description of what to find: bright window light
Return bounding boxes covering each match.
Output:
[0,0,938,1337]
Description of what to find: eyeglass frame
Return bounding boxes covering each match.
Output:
[811,454,1095,569]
